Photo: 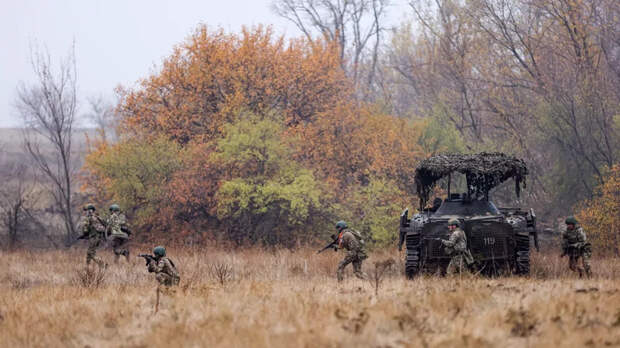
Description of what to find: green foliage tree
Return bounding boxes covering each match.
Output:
[84,136,183,235]
[342,177,412,248]
[214,114,327,246]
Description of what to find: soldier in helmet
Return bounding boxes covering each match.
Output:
[561,216,592,278]
[78,204,107,269]
[440,218,474,275]
[106,204,131,263]
[147,246,180,286]
[334,221,368,282]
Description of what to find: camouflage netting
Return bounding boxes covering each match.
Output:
[415,153,528,209]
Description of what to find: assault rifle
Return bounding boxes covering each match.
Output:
[137,253,156,266]
[317,234,339,254]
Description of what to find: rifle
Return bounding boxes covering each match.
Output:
[137,254,156,266]
[317,234,339,254]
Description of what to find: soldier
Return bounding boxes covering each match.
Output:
[147,246,180,286]
[78,204,107,269]
[440,218,474,275]
[106,204,131,263]
[562,216,592,278]
[334,221,368,282]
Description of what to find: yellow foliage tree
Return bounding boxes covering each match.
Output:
[576,165,620,256]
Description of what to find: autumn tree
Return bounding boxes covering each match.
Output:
[576,165,620,256]
[84,25,429,246]
[83,136,183,240]
[213,113,327,246]
[117,25,349,144]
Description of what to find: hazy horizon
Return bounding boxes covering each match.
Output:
[0,0,307,128]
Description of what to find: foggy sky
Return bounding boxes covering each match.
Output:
[0,0,304,127]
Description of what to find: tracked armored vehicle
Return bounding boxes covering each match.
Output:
[399,153,538,277]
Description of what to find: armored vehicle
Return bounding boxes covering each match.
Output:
[399,153,538,277]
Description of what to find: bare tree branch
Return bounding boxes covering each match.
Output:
[15,43,80,245]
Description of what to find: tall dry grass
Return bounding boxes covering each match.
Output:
[1,246,620,347]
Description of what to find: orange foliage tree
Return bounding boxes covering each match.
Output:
[84,25,427,245]
[117,25,350,144]
[292,103,424,196]
[576,165,620,256]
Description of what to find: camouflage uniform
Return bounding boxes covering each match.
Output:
[562,225,592,277]
[442,227,474,275]
[106,212,130,262]
[148,257,180,286]
[336,229,368,282]
[79,210,107,268]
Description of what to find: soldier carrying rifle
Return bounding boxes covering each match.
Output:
[561,216,592,278]
[77,203,108,269]
[139,246,180,286]
[318,221,367,282]
[106,204,131,263]
[436,218,474,275]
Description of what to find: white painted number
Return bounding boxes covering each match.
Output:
[483,237,496,245]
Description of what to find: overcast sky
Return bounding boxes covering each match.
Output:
[0,0,304,127]
[0,0,406,127]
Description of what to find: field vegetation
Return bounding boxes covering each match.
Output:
[2,247,620,347]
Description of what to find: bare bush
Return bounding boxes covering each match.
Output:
[0,162,41,249]
[209,262,234,285]
[369,257,395,296]
[72,267,107,288]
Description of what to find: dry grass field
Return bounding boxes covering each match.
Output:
[1,247,620,348]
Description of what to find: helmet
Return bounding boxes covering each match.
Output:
[83,203,96,211]
[109,204,120,212]
[335,221,348,230]
[153,246,166,257]
[565,216,578,225]
[448,218,459,227]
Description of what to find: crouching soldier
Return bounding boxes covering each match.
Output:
[334,221,368,282]
[106,204,131,263]
[78,204,107,269]
[562,216,592,278]
[142,246,180,286]
[440,218,474,275]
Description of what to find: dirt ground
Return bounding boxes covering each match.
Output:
[1,247,620,347]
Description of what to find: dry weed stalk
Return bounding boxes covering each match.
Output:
[210,262,234,285]
[73,266,107,288]
[370,258,395,296]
